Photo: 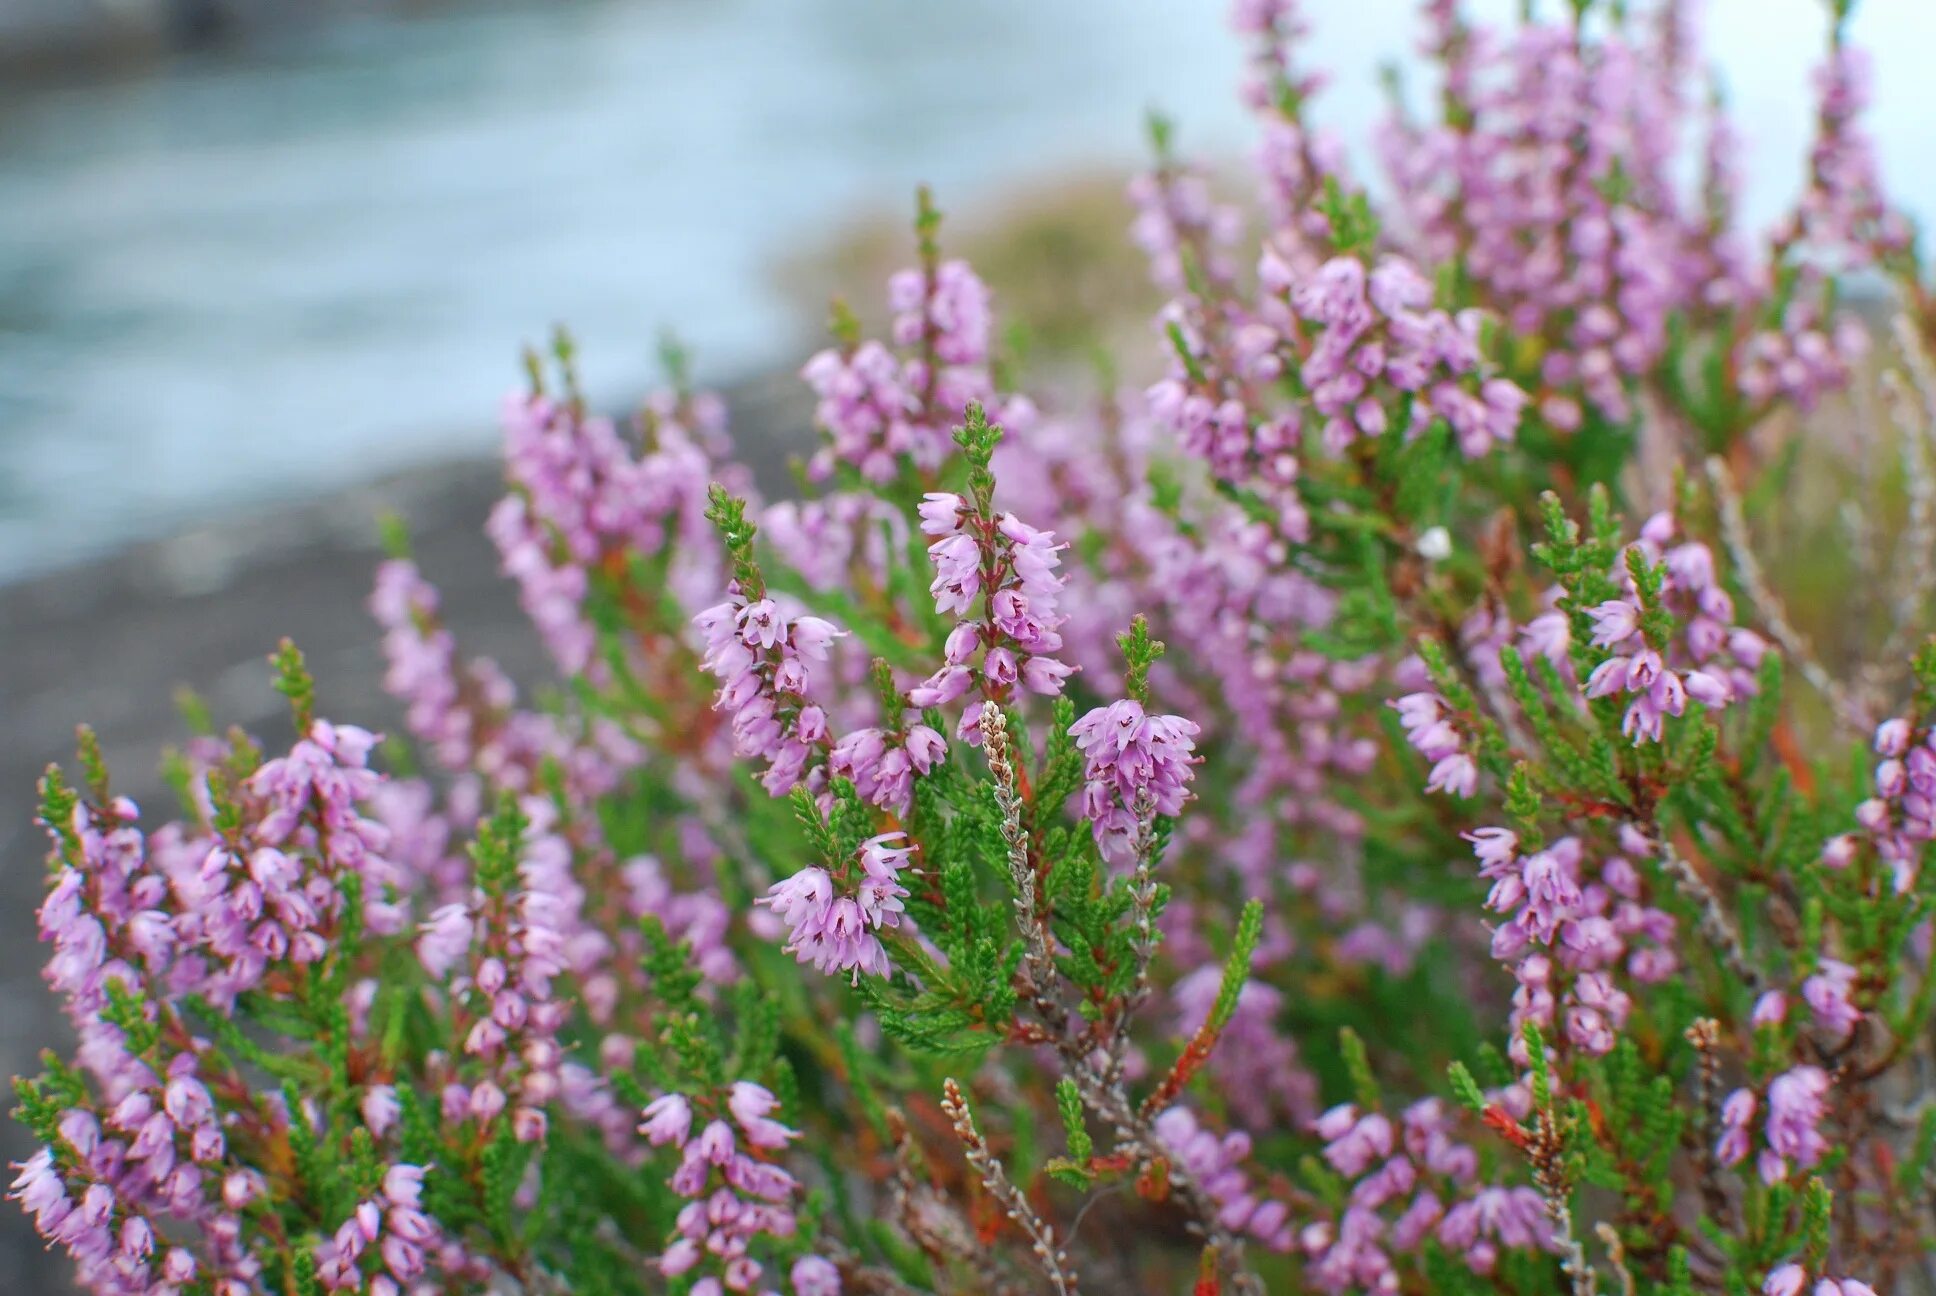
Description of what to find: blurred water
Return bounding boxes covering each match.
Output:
[2,0,1933,580]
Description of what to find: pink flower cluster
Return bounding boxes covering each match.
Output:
[415,842,570,1142]
[639,1084,839,1295]
[1790,47,1910,272]
[9,1075,220,1296]
[1127,166,1241,297]
[696,593,846,797]
[913,492,1075,734]
[1717,1065,1833,1186]
[801,257,1028,483]
[1829,714,1936,893]
[1393,691,1477,799]
[370,559,648,818]
[1470,826,1678,1061]
[1068,700,1202,865]
[313,1164,444,1295]
[1282,255,1527,458]
[1170,966,1316,1131]
[1378,10,1709,426]
[1299,1098,1552,1288]
[1153,1106,1293,1253]
[759,833,914,982]
[487,389,727,673]
[1765,1264,1879,1296]
[1582,513,1760,744]
[827,724,946,816]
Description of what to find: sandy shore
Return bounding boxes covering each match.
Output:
[0,372,811,1285]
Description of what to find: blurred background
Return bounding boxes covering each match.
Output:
[3,0,1936,1285]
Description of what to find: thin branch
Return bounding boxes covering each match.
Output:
[1527,1103,1597,1296]
[1876,311,1936,680]
[1594,1223,1636,1296]
[886,1107,1024,1296]
[1652,830,1760,991]
[1704,454,1870,732]
[941,1078,1081,1296]
[982,708,1058,997]
[1103,788,1162,1090]
[982,714,1261,1295]
[1684,1017,1733,1227]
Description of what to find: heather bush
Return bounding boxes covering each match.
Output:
[17,1,1936,1293]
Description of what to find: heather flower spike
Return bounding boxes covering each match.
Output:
[13,1,1936,1292]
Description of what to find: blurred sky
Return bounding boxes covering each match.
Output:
[1,0,1934,578]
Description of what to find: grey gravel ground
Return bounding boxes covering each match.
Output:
[0,373,811,1290]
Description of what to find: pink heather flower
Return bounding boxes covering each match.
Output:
[1425,753,1478,799]
[1316,1107,1395,1178]
[726,1083,798,1150]
[381,1165,424,1209]
[1819,834,1859,870]
[640,1094,694,1147]
[1156,1105,1293,1253]
[418,903,474,980]
[1070,699,1202,864]
[1876,718,1912,757]
[762,868,833,934]
[1762,1066,1832,1182]
[694,1120,736,1166]
[1021,655,1075,695]
[789,616,843,661]
[920,500,1073,708]
[1801,960,1860,1043]
[1752,991,1788,1028]
[919,492,965,536]
[361,1086,400,1138]
[927,534,983,617]
[660,1237,702,1276]
[792,1255,842,1296]
[1716,1089,1756,1167]
[1586,599,1640,647]
[761,837,911,982]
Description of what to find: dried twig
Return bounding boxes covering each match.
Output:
[1594,1223,1636,1296]
[982,708,1058,996]
[886,1107,1022,1296]
[941,1078,1081,1296]
[1704,454,1869,732]
[1876,312,1936,680]
[1526,1101,1597,1296]
[1103,788,1162,1089]
[1652,831,1761,991]
[984,710,1262,1296]
[1684,1017,1732,1225]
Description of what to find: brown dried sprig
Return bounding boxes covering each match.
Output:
[940,1078,1081,1296]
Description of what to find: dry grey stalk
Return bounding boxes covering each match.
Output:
[1594,1223,1637,1296]
[1651,830,1761,991]
[886,1108,1024,1296]
[1876,312,1936,682]
[981,707,1057,995]
[1101,788,1162,1090]
[940,1078,1081,1296]
[983,712,1262,1295]
[1704,454,1869,731]
[1526,1103,1598,1296]
[1843,330,1886,596]
[1684,1017,1732,1224]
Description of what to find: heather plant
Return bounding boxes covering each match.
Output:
[17,1,1936,1294]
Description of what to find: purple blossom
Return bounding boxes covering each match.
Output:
[1069,699,1202,864]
